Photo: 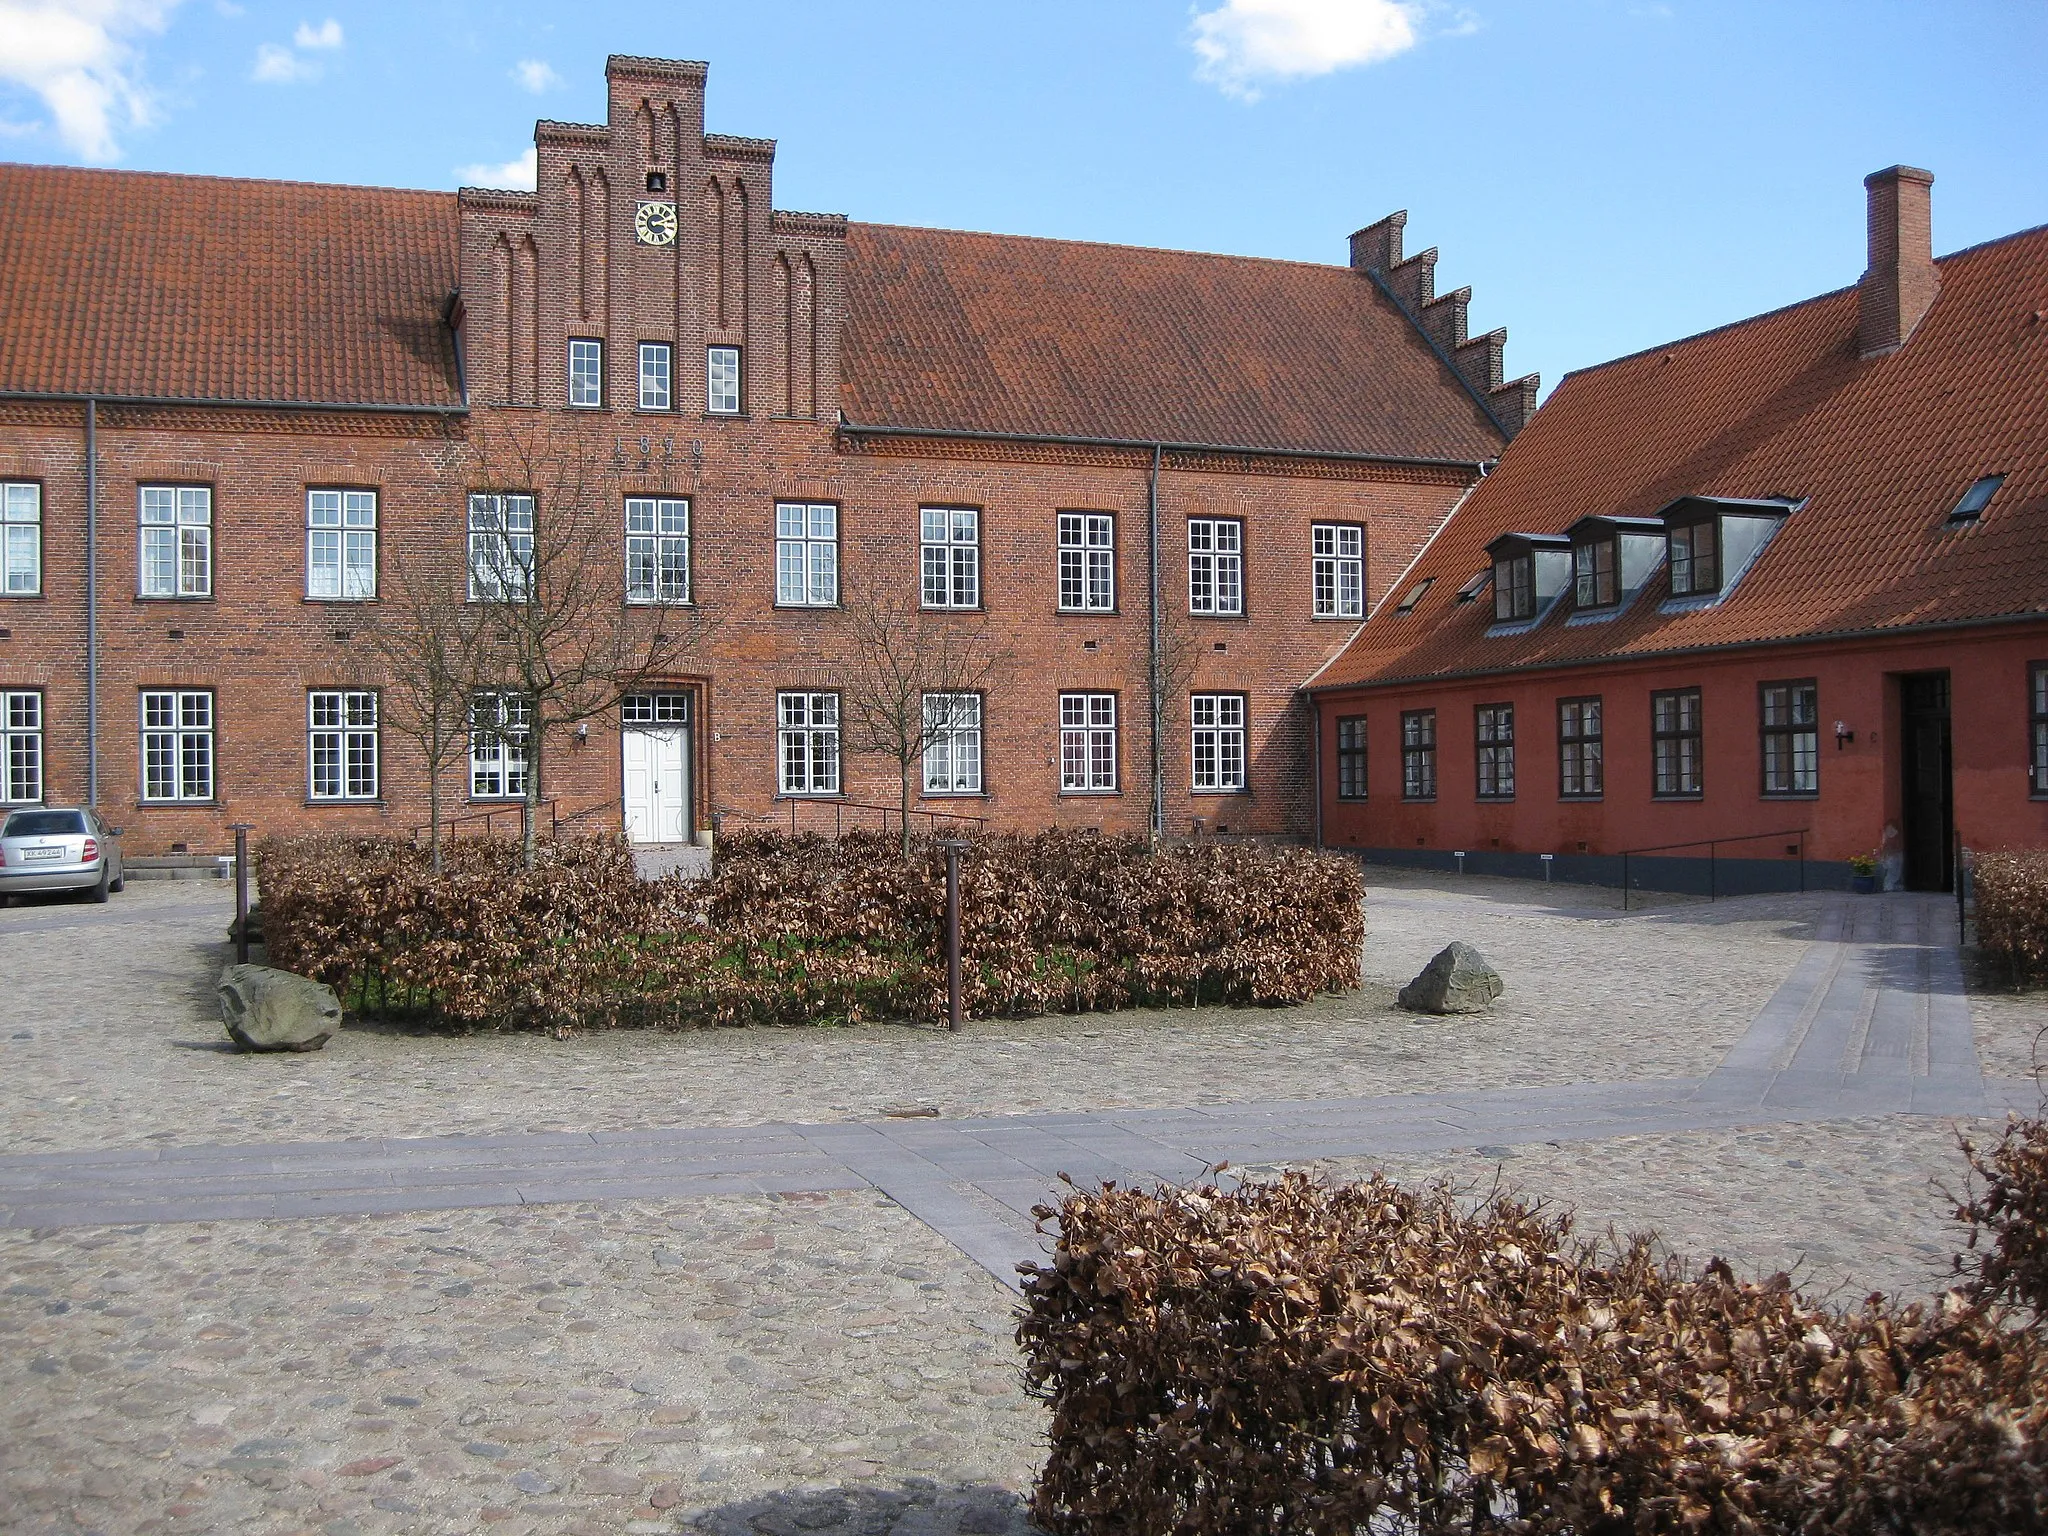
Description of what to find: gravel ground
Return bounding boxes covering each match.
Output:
[0,874,1822,1157]
[0,1190,1041,1536]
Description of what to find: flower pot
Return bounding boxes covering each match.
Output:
[1850,873,1877,894]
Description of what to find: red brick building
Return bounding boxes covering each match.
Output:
[0,55,1532,857]
[1310,168,2048,893]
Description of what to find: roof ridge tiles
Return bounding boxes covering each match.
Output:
[0,160,456,202]
[845,220,1358,276]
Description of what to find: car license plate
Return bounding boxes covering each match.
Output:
[22,847,64,861]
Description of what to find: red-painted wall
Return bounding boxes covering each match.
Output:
[1314,624,2048,864]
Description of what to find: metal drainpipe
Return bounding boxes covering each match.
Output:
[85,398,98,808]
[1312,695,1324,849]
[1147,443,1163,843]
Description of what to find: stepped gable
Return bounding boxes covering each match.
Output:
[840,221,1513,463]
[1312,219,2048,691]
[0,163,462,409]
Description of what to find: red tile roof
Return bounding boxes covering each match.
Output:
[841,223,1507,463]
[0,162,1510,463]
[1312,223,2048,691]
[0,163,462,409]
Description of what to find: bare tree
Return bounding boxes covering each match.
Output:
[360,537,496,873]
[1149,598,1208,845]
[464,417,713,866]
[838,572,1007,859]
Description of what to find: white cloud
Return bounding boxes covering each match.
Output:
[0,0,180,160]
[511,57,558,93]
[251,40,314,81]
[457,145,536,190]
[292,16,339,48]
[1191,0,1421,100]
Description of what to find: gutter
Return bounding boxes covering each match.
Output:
[838,420,1488,474]
[1301,608,2048,696]
[1,389,468,417]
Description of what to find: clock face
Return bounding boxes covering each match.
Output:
[634,201,677,246]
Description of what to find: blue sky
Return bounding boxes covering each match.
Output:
[3,0,2044,389]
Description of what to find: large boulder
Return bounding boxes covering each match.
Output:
[218,964,342,1052]
[1397,942,1504,1015]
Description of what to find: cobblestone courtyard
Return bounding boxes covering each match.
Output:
[2,870,2043,1534]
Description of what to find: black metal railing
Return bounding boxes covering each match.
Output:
[1616,827,1809,911]
[408,798,561,844]
[783,797,987,838]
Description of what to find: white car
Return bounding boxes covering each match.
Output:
[0,807,125,903]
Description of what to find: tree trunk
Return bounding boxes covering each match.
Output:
[900,756,914,862]
[428,757,443,874]
[522,728,541,869]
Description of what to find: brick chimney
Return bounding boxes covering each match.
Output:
[1858,165,1938,357]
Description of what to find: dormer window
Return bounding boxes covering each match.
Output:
[1574,537,1617,607]
[1668,520,1719,595]
[1654,496,1797,603]
[1484,533,1573,625]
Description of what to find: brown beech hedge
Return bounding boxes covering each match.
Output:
[256,829,1363,1030]
[1018,1117,2048,1536]
[1976,848,2048,983]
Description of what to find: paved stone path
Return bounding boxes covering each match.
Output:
[4,894,2032,1294]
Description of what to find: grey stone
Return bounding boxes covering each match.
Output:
[217,964,341,1053]
[1397,942,1504,1015]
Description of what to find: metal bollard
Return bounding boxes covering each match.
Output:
[230,823,254,964]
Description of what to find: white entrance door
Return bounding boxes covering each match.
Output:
[622,727,690,843]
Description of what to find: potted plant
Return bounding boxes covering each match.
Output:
[1848,852,1878,894]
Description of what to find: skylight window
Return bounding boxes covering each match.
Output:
[1947,474,2005,523]
[1395,578,1433,614]
[1455,570,1490,604]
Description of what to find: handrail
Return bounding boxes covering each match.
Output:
[407,797,560,844]
[785,797,987,838]
[1616,827,1809,911]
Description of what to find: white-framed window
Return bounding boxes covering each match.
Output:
[1190,693,1247,792]
[467,493,535,601]
[139,486,212,598]
[2,690,42,803]
[707,346,742,415]
[1057,513,1115,612]
[308,690,379,801]
[626,497,690,604]
[920,507,981,609]
[141,689,214,802]
[568,338,604,408]
[306,489,377,600]
[1312,524,1363,618]
[638,343,672,412]
[1060,692,1117,792]
[922,692,983,795]
[776,502,838,606]
[469,691,529,800]
[623,691,691,725]
[778,691,840,795]
[1188,519,1243,616]
[3,483,41,596]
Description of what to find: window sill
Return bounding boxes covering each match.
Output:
[305,799,387,809]
[0,592,45,601]
[1189,611,1250,622]
[1310,613,1366,623]
[1058,789,1121,798]
[1335,796,1367,804]
[772,602,841,612]
[138,800,222,809]
[302,596,379,606]
[135,595,215,604]
[1651,793,1706,802]
[1055,608,1120,618]
[703,412,748,421]
[1761,792,1821,801]
[1475,795,1516,804]
[772,793,845,802]
[919,792,989,801]
[1190,788,1250,797]
[1559,794,1605,803]
[1401,797,1437,805]
[920,605,986,615]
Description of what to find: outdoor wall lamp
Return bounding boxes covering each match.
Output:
[575,723,589,747]
[1834,720,1854,748]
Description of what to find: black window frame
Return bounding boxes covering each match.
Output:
[1558,695,1603,800]
[1573,536,1618,608]
[1335,715,1367,801]
[1492,554,1534,621]
[1759,679,1820,798]
[2029,662,2047,798]
[1475,702,1515,800]
[1667,519,1720,597]
[1651,687,1704,799]
[1401,708,1437,802]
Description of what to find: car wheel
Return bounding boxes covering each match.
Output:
[90,868,111,904]
[109,872,125,893]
